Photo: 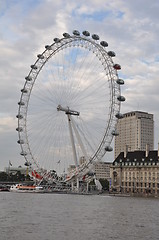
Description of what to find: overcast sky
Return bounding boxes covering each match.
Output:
[0,0,159,170]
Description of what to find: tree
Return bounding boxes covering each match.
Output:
[0,172,8,181]
[99,178,109,191]
[16,171,25,181]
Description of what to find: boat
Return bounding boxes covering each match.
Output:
[0,185,9,192]
[9,184,44,193]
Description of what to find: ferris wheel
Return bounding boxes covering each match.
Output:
[16,30,125,182]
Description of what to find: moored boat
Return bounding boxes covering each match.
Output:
[0,185,9,192]
[10,184,44,193]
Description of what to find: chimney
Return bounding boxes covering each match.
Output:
[124,145,128,158]
[146,144,149,157]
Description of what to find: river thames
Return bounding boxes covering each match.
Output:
[1,192,159,240]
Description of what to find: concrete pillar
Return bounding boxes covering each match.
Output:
[124,145,128,158]
[77,177,79,191]
[146,144,150,157]
[86,182,89,192]
[71,181,74,191]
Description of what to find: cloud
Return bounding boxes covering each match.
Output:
[0,0,159,172]
[0,117,16,132]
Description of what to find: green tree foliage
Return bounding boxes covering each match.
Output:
[9,171,25,181]
[0,172,8,181]
[99,178,109,191]
[0,171,31,182]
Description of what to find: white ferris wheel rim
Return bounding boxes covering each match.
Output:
[16,30,124,180]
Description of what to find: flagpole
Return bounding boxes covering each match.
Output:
[8,161,10,179]
[8,161,12,179]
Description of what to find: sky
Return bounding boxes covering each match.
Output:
[0,0,159,171]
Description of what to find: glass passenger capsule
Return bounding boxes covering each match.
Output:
[25,161,32,166]
[54,38,60,43]
[105,146,113,152]
[30,65,38,70]
[111,130,119,136]
[113,64,121,70]
[100,41,108,47]
[18,101,25,106]
[20,151,27,156]
[16,127,23,132]
[117,96,126,102]
[37,54,44,59]
[82,31,90,36]
[63,33,70,38]
[115,113,124,119]
[92,34,99,40]
[21,88,28,93]
[108,51,116,57]
[25,76,32,81]
[16,114,23,119]
[45,45,52,50]
[17,139,24,144]
[73,30,80,36]
[116,79,124,85]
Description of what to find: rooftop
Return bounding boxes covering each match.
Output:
[114,150,159,165]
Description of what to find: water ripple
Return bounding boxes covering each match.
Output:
[0,193,159,240]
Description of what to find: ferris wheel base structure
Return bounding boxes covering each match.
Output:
[16,29,125,188]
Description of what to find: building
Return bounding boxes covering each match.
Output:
[94,162,111,180]
[67,165,76,173]
[5,166,28,175]
[115,111,154,159]
[110,145,159,196]
[67,161,111,182]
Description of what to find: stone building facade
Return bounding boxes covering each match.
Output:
[110,145,159,196]
[94,162,111,180]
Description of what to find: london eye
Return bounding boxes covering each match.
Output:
[16,30,125,185]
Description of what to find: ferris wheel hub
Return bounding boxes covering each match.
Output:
[57,104,80,116]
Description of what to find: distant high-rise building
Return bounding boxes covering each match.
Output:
[94,162,111,180]
[114,111,154,158]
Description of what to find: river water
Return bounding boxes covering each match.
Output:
[0,192,159,240]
